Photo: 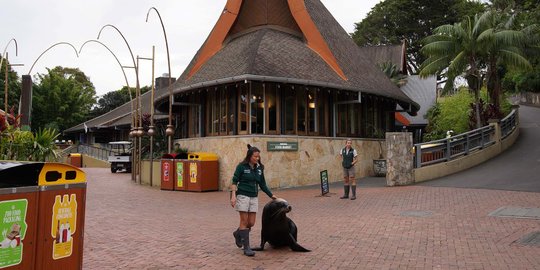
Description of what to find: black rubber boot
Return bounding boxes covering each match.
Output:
[239,229,255,256]
[350,185,357,200]
[233,228,242,248]
[340,185,350,199]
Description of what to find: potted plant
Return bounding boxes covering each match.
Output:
[372,128,387,177]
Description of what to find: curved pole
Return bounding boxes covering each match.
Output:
[97,24,141,131]
[79,39,135,127]
[146,7,173,153]
[27,42,79,75]
[1,38,19,71]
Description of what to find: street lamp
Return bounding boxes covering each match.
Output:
[22,42,78,127]
[146,7,174,153]
[79,40,135,131]
[1,38,23,113]
[97,24,143,183]
[137,46,156,186]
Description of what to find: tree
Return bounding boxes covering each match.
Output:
[420,14,488,128]
[0,57,22,113]
[32,66,96,132]
[378,61,407,86]
[352,0,485,74]
[479,9,535,111]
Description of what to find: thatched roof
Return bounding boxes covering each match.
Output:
[155,0,419,113]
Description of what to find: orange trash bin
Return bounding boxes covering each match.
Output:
[0,162,41,270]
[34,163,86,270]
[185,152,219,192]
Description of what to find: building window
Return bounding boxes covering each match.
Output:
[250,83,264,134]
[188,94,200,138]
[282,85,296,135]
[238,84,249,135]
[265,83,279,135]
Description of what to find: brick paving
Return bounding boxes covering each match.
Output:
[82,168,540,270]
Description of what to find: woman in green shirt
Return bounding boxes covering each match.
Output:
[230,145,276,256]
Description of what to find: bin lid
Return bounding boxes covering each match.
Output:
[0,162,86,187]
[38,163,86,186]
[162,153,179,159]
[68,153,81,157]
[187,152,219,161]
[0,162,43,188]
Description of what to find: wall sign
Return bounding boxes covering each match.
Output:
[267,142,298,151]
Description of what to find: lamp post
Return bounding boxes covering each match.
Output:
[23,42,79,128]
[137,46,155,186]
[97,24,142,183]
[79,40,135,130]
[146,7,174,153]
[1,38,23,113]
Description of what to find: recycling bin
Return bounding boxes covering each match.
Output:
[0,162,86,270]
[67,153,82,168]
[161,154,178,191]
[0,162,40,270]
[34,163,86,270]
[173,159,188,191]
[185,152,219,192]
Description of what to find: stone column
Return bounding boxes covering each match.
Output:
[386,132,414,186]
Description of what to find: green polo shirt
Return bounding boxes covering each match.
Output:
[232,163,273,198]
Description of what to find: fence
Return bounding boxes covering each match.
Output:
[413,109,517,168]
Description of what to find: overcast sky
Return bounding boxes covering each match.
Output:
[1,0,381,96]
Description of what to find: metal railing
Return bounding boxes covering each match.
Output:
[413,109,517,168]
[500,109,517,139]
[414,125,496,168]
[75,144,120,161]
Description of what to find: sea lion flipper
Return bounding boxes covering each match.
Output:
[287,233,310,252]
[251,236,266,251]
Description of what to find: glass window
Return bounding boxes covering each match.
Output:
[297,88,306,134]
[189,94,200,137]
[283,86,296,134]
[238,85,248,134]
[228,86,236,135]
[307,89,317,134]
[250,83,264,134]
[266,83,279,134]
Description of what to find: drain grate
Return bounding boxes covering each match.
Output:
[489,207,540,220]
[516,231,540,247]
[399,210,433,217]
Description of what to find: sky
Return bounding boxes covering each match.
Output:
[1,0,381,96]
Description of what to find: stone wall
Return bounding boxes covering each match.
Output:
[170,136,384,190]
[520,92,540,107]
[386,132,414,186]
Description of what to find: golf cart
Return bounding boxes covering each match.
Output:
[108,141,132,173]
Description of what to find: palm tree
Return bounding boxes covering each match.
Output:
[419,15,486,128]
[478,10,534,111]
[378,61,408,87]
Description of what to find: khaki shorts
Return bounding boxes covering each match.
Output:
[343,166,355,178]
[235,195,258,213]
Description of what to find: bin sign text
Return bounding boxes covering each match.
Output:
[0,199,27,268]
[51,194,77,260]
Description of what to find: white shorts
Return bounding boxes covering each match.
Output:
[235,195,258,213]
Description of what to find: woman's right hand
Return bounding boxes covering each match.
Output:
[230,196,236,208]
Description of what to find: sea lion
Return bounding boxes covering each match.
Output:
[253,198,310,252]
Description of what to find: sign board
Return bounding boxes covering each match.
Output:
[267,142,298,151]
[320,170,329,196]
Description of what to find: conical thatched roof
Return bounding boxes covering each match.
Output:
[155,0,419,113]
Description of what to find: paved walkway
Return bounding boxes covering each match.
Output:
[82,168,540,269]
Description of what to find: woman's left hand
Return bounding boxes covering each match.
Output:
[271,195,277,200]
